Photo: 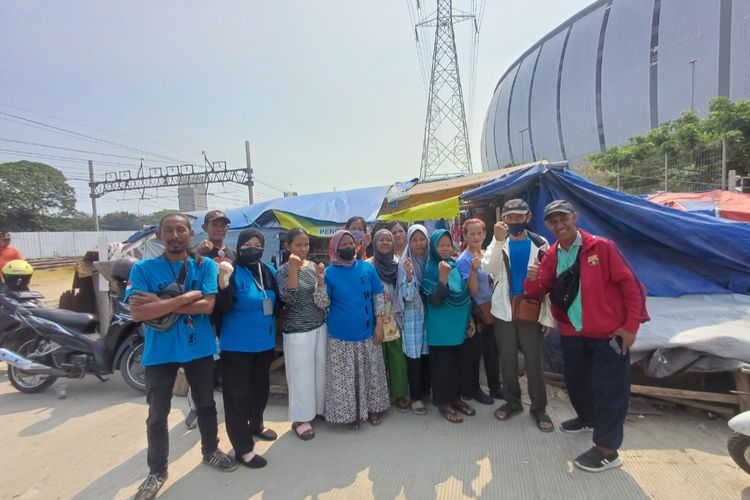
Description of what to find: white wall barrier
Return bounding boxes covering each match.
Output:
[9,231,135,259]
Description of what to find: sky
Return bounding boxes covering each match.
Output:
[0,0,593,215]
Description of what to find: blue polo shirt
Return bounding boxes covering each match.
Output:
[220,265,277,353]
[125,257,218,366]
[456,250,493,304]
[325,260,384,342]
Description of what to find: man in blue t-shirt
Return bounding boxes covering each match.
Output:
[126,214,237,500]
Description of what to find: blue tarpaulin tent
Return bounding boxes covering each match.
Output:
[461,164,750,298]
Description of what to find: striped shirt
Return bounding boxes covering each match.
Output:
[277,262,329,333]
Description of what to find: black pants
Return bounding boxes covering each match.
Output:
[221,349,274,456]
[145,355,218,474]
[494,319,547,412]
[460,320,501,395]
[405,354,431,401]
[560,335,631,450]
[430,345,462,406]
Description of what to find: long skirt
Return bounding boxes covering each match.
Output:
[325,336,390,423]
[283,324,328,422]
[382,337,409,399]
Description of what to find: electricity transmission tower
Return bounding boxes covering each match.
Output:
[411,0,484,180]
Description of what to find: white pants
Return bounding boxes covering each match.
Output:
[283,324,327,422]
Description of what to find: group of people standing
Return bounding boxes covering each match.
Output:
[127,198,648,499]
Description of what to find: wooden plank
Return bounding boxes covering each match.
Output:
[735,368,750,412]
[630,384,738,405]
[656,396,735,416]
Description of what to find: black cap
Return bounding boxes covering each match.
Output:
[203,210,231,225]
[501,199,530,216]
[0,231,10,239]
[543,200,575,220]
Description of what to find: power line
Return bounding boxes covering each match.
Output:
[0,111,196,164]
[0,102,202,157]
[0,138,182,163]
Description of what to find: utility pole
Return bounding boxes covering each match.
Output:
[88,160,99,231]
[689,59,699,111]
[245,140,254,204]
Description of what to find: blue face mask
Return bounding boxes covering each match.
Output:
[508,222,527,237]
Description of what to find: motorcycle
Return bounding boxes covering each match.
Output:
[0,257,146,393]
[728,410,750,474]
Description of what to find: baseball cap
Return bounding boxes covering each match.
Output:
[543,200,575,220]
[501,199,530,216]
[204,210,231,225]
[0,231,10,239]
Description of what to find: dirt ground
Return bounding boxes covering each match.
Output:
[0,267,747,499]
[29,266,76,308]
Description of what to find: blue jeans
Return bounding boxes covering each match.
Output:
[560,335,631,450]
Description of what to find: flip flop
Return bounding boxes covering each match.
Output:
[453,400,476,417]
[532,411,555,433]
[439,406,463,424]
[253,427,278,441]
[396,397,411,413]
[494,403,522,421]
[412,400,426,415]
[368,412,383,426]
[345,421,360,430]
[291,421,315,441]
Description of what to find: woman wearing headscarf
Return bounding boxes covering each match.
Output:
[276,228,329,441]
[422,229,475,423]
[216,228,278,468]
[324,230,390,429]
[395,224,431,415]
[367,229,409,412]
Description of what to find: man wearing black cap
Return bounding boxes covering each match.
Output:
[194,210,236,263]
[481,199,555,432]
[524,200,648,472]
[0,231,22,278]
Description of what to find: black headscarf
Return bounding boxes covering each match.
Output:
[372,229,398,287]
[235,228,276,292]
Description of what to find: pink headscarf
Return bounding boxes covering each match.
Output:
[329,230,356,267]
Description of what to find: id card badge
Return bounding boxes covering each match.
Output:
[262,297,273,316]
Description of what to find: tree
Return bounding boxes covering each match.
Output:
[0,161,79,231]
[139,209,180,227]
[100,211,142,231]
[589,97,750,194]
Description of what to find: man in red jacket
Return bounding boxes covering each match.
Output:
[524,200,647,473]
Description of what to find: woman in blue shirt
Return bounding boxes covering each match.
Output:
[324,230,390,429]
[422,229,475,424]
[216,228,277,469]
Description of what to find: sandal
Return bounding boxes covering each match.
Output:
[253,427,278,441]
[396,397,410,413]
[368,412,383,426]
[345,421,360,430]
[453,399,476,417]
[291,421,315,441]
[439,405,463,424]
[494,403,522,421]
[411,400,426,415]
[532,411,555,433]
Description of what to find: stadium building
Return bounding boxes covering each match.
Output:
[481,0,750,170]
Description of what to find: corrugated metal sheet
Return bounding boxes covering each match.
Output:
[9,231,135,259]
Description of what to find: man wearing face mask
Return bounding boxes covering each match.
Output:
[481,199,556,433]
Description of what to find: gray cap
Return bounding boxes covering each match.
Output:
[501,199,530,216]
[543,200,575,220]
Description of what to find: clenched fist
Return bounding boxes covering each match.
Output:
[316,262,325,286]
[403,258,414,281]
[218,261,234,289]
[439,260,452,283]
[493,221,508,242]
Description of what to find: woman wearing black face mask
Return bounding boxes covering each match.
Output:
[323,230,391,429]
[215,228,279,468]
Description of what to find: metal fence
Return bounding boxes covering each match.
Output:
[9,231,135,259]
[576,141,729,196]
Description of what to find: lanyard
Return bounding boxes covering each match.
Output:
[162,255,187,283]
[250,263,267,299]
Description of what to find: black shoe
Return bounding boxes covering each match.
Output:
[560,417,594,433]
[489,387,504,399]
[236,452,268,469]
[473,389,494,405]
[253,427,278,441]
[203,449,239,472]
[573,446,623,472]
[134,471,168,500]
[185,409,198,430]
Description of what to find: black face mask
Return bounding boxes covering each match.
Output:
[337,247,356,261]
[239,247,264,265]
[508,222,527,237]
